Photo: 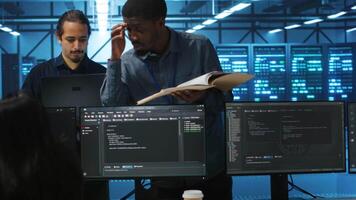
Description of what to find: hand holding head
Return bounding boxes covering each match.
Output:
[111,23,128,60]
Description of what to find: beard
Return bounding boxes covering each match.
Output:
[70,50,85,63]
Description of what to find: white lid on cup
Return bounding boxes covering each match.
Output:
[182,190,204,198]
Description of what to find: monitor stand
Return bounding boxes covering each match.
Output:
[270,173,288,199]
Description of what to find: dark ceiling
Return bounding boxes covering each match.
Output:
[0,0,355,25]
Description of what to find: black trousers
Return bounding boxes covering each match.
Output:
[135,172,232,200]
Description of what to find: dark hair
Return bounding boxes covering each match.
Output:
[56,9,91,38]
[122,0,167,20]
[0,93,83,200]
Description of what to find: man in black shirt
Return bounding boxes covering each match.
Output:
[21,10,108,200]
[22,10,106,99]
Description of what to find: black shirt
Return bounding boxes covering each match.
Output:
[22,54,106,100]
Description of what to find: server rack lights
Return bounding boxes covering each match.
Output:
[216,45,250,101]
[290,45,324,101]
[20,56,37,86]
[252,45,287,101]
[327,45,355,101]
[214,43,356,102]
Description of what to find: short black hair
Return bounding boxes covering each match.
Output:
[122,0,167,20]
[56,10,91,38]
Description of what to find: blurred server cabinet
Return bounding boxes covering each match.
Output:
[1,54,19,97]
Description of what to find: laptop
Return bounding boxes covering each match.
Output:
[40,73,105,107]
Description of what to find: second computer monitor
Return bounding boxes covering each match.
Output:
[81,104,206,178]
[347,102,356,173]
[46,107,78,153]
[226,101,345,175]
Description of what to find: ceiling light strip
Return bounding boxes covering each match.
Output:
[186,3,251,33]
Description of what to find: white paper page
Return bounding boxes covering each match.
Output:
[177,72,213,87]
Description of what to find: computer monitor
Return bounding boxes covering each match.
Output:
[347,102,356,173]
[46,107,78,153]
[225,102,345,199]
[80,104,206,178]
[40,73,105,107]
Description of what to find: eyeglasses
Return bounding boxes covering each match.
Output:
[124,28,130,40]
[124,29,129,39]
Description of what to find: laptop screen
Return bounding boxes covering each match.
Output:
[40,73,105,107]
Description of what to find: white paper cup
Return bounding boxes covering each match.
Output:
[182,190,204,200]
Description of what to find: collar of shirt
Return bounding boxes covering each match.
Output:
[137,27,181,62]
[54,53,89,72]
